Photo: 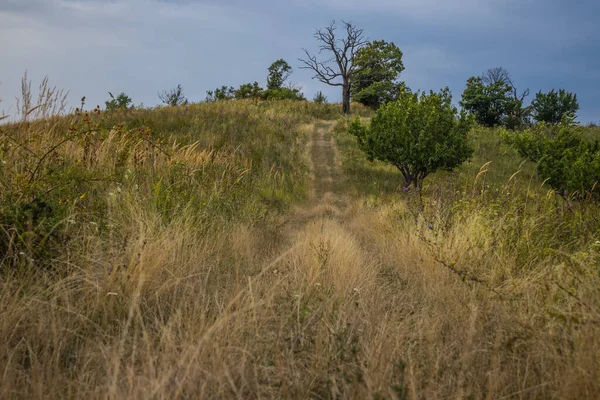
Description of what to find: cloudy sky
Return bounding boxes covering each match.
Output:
[1,0,598,122]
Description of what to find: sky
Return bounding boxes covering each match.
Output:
[1,0,599,122]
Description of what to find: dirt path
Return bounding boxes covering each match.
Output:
[284,121,350,231]
[311,122,342,201]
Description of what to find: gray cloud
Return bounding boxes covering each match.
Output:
[0,0,598,122]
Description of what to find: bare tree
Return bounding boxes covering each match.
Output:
[299,21,367,114]
[482,67,529,102]
[158,84,188,107]
[482,67,530,127]
[481,67,511,86]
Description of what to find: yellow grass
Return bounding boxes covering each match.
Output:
[1,102,599,399]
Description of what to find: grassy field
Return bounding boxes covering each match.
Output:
[1,100,599,399]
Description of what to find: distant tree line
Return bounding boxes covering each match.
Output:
[206,59,305,102]
[460,67,579,128]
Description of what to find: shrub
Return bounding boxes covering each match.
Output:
[206,86,235,101]
[105,92,133,111]
[460,77,516,127]
[530,89,579,124]
[158,84,188,107]
[234,82,263,100]
[262,87,305,101]
[313,91,328,104]
[502,123,600,200]
[349,88,473,189]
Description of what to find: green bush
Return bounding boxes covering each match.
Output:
[531,89,579,124]
[105,92,133,111]
[262,87,305,101]
[206,86,235,101]
[313,91,328,104]
[349,88,473,189]
[460,77,518,127]
[502,123,600,200]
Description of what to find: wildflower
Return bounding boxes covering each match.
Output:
[450,261,456,266]
[108,265,113,272]
[427,225,433,230]
[79,193,86,200]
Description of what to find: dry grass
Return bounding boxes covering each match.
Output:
[1,96,599,398]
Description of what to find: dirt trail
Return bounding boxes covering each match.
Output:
[311,122,342,201]
[284,121,350,231]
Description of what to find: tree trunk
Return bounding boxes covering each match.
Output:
[342,80,351,115]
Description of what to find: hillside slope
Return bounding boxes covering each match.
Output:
[1,103,599,399]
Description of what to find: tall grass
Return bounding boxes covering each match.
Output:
[1,94,598,398]
[334,119,600,398]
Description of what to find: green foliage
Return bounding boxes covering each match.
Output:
[262,87,305,101]
[207,59,304,103]
[352,81,410,110]
[206,86,235,101]
[234,82,264,99]
[349,88,473,188]
[531,89,579,124]
[158,84,188,107]
[313,91,328,104]
[105,92,133,111]
[267,59,293,90]
[459,77,520,127]
[502,123,600,200]
[350,40,405,109]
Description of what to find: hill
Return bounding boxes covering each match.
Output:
[1,101,599,399]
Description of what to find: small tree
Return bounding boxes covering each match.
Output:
[267,59,293,90]
[234,82,263,99]
[350,40,405,109]
[460,68,529,128]
[531,89,579,124]
[105,92,133,111]
[482,67,530,129]
[460,77,513,127]
[350,88,473,189]
[158,84,188,106]
[502,123,600,201]
[206,86,235,101]
[313,91,328,104]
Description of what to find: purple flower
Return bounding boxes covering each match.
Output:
[427,225,433,230]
